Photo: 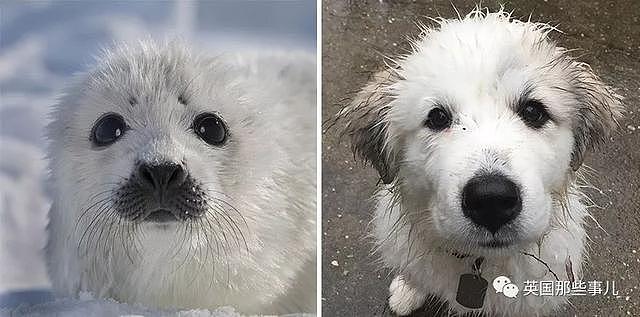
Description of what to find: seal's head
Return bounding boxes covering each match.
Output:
[45,41,316,313]
[48,41,254,237]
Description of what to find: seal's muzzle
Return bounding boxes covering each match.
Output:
[114,161,207,222]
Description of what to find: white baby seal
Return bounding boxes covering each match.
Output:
[45,41,316,314]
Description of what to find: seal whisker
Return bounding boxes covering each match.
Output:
[77,199,114,256]
[119,216,136,264]
[72,194,113,240]
[209,196,250,230]
[198,216,220,290]
[204,199,247,252]
[172,218,198,274]
[196,205,233,287]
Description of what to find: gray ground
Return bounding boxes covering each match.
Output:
[321,1,640,316]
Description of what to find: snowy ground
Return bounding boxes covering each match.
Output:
[2,292,316,317]
[0,1,315,315]
[3,292,241,317]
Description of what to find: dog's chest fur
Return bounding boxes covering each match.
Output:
[373,185,588,316]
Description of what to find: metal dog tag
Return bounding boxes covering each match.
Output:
[456,273,488,309]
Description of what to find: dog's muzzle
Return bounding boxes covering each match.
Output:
[461,174,521,234]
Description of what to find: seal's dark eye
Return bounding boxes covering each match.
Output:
[193,113,228,146]
[91,113,127,147]
[424,107,451,131]
[518,99,550,129]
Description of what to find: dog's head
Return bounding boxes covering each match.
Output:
[340,10,623,252]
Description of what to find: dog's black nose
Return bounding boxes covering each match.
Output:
[138,163,187,191]
[462,174,521,233]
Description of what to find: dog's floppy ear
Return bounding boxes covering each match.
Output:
[336,69,399,184]
[569,62,624,170]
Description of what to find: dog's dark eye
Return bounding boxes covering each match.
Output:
[193,113,228,146]
[424,107,451,131]
[518,100,550,129]
[92,113,127,146]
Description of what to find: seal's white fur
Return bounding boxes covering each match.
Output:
[337,9,622,316]
[45,41,316,314]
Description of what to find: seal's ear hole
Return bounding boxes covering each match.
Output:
[569,65,624,171]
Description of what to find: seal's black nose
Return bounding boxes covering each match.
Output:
[138,163,187,191]
[462,174,521,234]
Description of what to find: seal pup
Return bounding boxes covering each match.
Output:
[45,41,316,314]
[335,9,623,316]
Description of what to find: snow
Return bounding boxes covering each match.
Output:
[2,293,240,317]
[1,292,315,316]
[0,1,315,314]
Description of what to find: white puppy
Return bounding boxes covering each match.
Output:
[336,9,622,317]
[45,41,316,314]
